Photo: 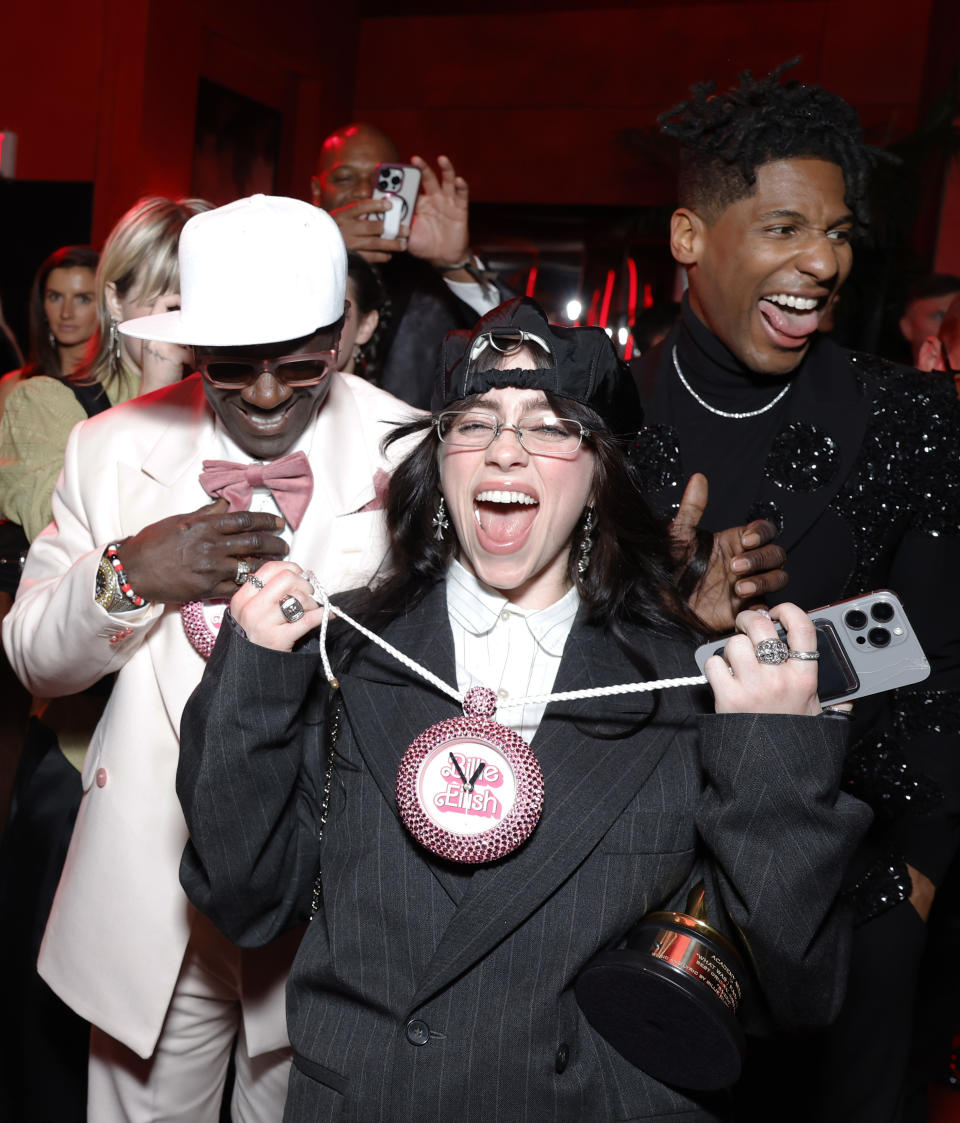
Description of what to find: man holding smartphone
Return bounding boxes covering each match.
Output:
[631,64,960,1122]
[311,122,509,409]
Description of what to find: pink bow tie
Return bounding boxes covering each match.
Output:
[199,451,314,530]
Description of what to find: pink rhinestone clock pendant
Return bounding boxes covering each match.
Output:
[395,686,545,864]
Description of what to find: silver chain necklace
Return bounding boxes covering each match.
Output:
[672,346,791,420]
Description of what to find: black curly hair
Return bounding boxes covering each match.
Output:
[659,59,890,227]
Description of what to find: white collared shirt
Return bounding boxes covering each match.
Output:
[445,560,580,743]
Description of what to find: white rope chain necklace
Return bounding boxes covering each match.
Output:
[310,583,707,707]
[672,345,792,420]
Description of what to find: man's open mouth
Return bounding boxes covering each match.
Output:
[758,291,829,345]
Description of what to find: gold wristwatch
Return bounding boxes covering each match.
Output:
[95,551,137,613]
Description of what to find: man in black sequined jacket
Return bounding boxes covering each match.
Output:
[630,66,960,1123]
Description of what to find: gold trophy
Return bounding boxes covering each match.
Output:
[575,883,748,1090]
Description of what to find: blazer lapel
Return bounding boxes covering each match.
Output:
[335,584,471,904]
[407,616,695,1012]
[135,376,213,506]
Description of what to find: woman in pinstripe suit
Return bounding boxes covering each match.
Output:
[179,298,869,1122]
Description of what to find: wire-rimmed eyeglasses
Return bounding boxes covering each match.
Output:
[434,410,589,457]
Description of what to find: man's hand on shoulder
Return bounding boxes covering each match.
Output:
[670,473,788,632]
[116,499,289,605]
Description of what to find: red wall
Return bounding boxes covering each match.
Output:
[1,1,108,182]
[0,0,948,238]
[0,0,358,242]
[354,0,936,206]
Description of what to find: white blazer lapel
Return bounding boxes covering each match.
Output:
[307,373,387,516]
[287,375,398,592]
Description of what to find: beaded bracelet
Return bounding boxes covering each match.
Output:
[105,542,145,607]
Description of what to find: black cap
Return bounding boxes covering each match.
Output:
[432,297,644,437]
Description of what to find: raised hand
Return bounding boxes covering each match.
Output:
[670,473,787,632]
[406,155,471,270]
[139,293,194,394]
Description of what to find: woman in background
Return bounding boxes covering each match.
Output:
[339,251,387,382]
[0,197,210,541]
[0,196,210,1123]
[0,246,99,599]
[0,245,99,421]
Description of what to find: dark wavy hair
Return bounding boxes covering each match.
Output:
[660,60,891,228]
[23,245,99,379]
[337,393,704,668]
[347,252,388,382]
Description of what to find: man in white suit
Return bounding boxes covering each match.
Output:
[2,195,418,1122]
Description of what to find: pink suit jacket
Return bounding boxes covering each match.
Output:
[2,370,419,1059]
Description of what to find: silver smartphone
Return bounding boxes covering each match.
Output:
[693,590,930,704]
[372,162,422,240]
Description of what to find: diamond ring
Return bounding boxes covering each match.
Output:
[754,638,790,665]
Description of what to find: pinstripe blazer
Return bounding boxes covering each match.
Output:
[179,581,870,1122]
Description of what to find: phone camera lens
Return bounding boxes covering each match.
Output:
[845,610,868,630]
[871,602,895,623]
[868,627,891,648]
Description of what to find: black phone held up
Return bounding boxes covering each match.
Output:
[693,590,930,704]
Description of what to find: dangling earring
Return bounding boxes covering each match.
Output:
[432,496,450,541]
[109,318,122,370]
[577,507,595,575]
[47,327,56,350]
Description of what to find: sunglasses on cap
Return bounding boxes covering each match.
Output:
[467,329,552,365]
[198,350,338,389]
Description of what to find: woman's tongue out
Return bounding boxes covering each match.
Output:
[474,490,539,554]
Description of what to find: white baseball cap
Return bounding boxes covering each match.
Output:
[119,194,347,347]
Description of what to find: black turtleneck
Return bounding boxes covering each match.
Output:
[660,296,796,530]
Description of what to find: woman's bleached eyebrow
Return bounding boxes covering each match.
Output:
[476,391,550,415]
